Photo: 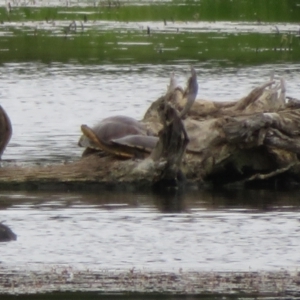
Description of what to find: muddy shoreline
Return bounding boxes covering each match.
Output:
[0,266,299,297]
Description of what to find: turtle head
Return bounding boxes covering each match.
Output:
[180,67,198,118]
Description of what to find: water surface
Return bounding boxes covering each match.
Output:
[1,189,300,273]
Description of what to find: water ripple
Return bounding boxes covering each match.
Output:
[1,190,300,272]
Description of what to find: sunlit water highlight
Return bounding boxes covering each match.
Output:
[1,19,299,35]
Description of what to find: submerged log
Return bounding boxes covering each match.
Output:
[1,72,300,190]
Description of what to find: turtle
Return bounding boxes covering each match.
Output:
[78,115,147,147]
[78,67,198,159]
[78,115,156,158]
[81,125,158,158]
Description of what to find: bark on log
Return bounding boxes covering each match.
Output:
[151,102,189,187]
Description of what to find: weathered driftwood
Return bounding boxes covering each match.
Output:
[1,73,300,190]
[151,102,190,187]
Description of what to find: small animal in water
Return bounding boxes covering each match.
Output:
[0,222,17,242]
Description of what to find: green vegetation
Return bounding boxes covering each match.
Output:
[0,0,299,65]
[0,28,298,65]
[1,0,299,23]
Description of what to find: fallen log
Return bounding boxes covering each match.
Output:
[0,71,300,190]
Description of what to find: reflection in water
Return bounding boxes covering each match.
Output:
[207,187,300,210]
[1,188,300,272]
[153,189,186,213]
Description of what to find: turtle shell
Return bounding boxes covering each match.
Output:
[111,135,158,152]
[79,116,153,158]
[78,115,148,150]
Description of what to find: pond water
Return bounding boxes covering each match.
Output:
[1,188,300,273]
[0,1,300,297]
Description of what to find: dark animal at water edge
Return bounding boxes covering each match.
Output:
[0,222,17,242]
[0,105,12,159]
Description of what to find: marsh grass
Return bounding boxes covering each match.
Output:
[0,0,299,64]
[0,0,299,23]
[0,28,298,65]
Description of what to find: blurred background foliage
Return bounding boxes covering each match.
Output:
[0,0,299,64]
